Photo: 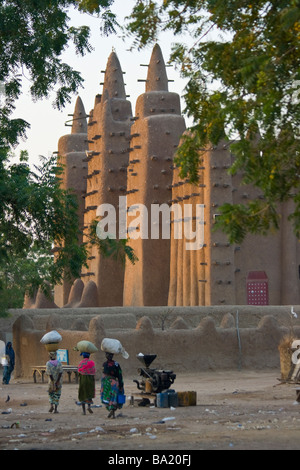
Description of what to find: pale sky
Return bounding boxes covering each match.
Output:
[12,0,194,168]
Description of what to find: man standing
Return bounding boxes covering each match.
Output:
[2,342,15,385]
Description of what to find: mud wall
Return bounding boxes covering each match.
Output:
[11,306,300,380]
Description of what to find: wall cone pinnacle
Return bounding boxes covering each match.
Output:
[102,51,126,99]
[146,43,169,92]
[71,96,87,134]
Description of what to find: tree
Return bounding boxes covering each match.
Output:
[0,0,118,315]
[0,0,118,146]
[124,0,300,243]
[0,152,89,314]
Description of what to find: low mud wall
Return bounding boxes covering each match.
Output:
[11,307,300,380]
[3,304,300,338]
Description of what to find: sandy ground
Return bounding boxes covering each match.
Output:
[0,368,300,453]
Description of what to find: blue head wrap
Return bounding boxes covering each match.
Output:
[80,352,90,358]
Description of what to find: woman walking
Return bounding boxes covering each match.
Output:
[100,352,125,419]
[78,352,95,415]
[45,351,63,413]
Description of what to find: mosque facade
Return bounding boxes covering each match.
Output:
[53,44,300,308]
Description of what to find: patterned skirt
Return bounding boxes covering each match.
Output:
[101,376,121,411]
[48,389,62,406]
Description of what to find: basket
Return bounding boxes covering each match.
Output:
[44,343,60,352]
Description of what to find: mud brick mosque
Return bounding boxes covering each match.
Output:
[39,44,299,310]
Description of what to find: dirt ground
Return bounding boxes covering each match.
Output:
[0,368,300,453]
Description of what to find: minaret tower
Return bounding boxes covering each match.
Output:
[123,44,186,306]
[54,96,89,307]
[79,51,133,306]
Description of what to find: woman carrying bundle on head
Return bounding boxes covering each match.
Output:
[77,352,96,415]
[100,338,129,419]
[45,351,63,413]
[100,351,125,419]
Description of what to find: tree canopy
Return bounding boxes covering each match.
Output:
[0,0,118,146]
[124,0,300,243]
[0,152,88,313]
[0,0,118,314]
[0,1,147,315]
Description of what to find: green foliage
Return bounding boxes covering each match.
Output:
[89,219,139,267]
[0,0,119,316]
[0,0,118,115]
[0,154,88,315]
[212,201,280,245]
[75,0,118,34]
[125,1,162,48]
[123,0,300,243]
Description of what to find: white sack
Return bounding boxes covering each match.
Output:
[101,337,129,359]
[40,330,62,344]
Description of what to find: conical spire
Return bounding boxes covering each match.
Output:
[146,43,168,92]
[100,89,114,125]
[71,96,87,134]
[102,51,126,99]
